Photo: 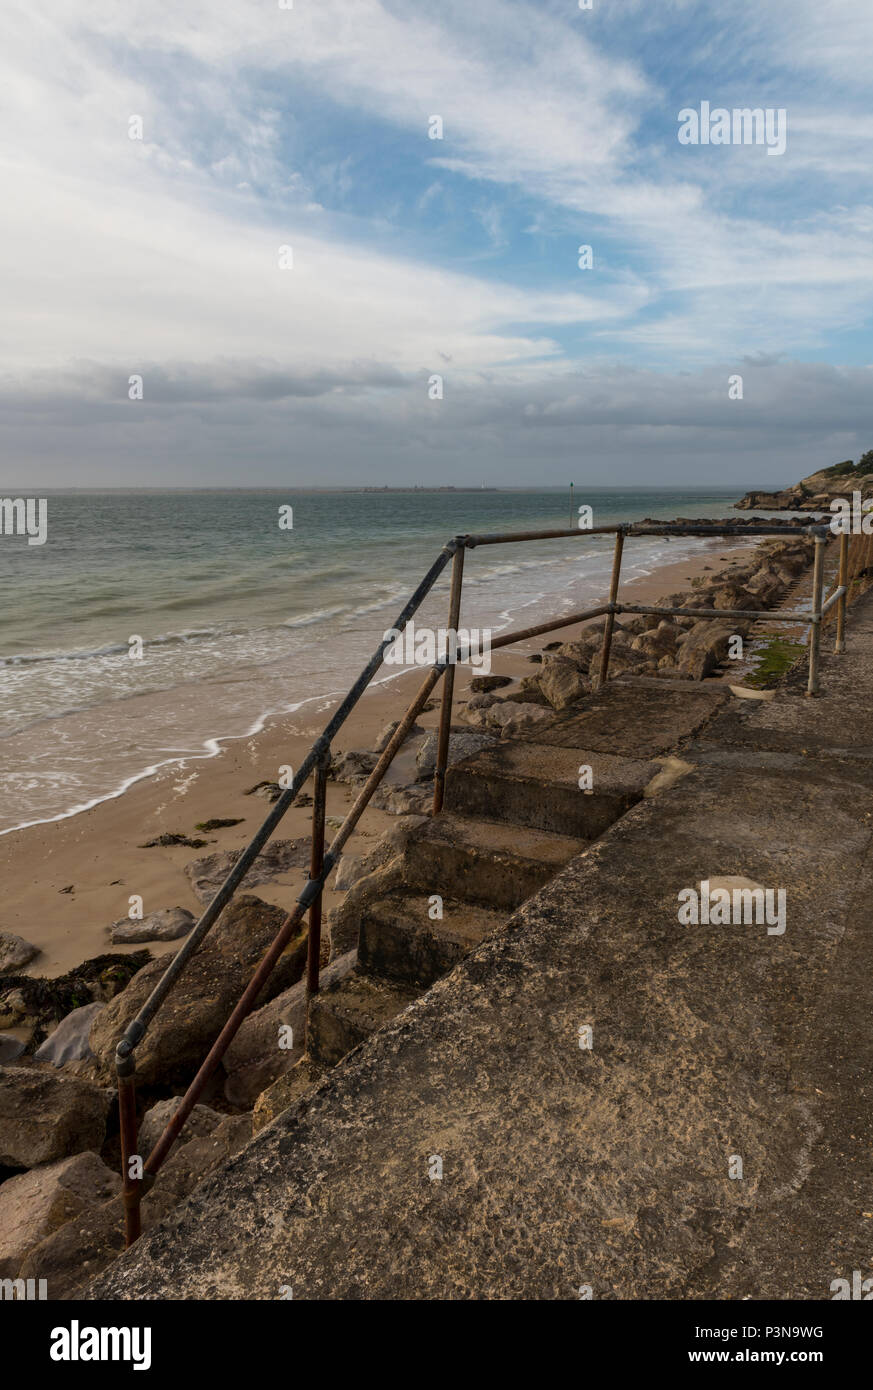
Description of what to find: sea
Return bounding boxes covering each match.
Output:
[0,487,748,835]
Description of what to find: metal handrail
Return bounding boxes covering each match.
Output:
[115,516,843,1245]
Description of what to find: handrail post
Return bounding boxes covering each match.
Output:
[807,534,826,696]
[835,530,848,653]
[117,1060,141,1247]
[432,541,466,815]
[306,750,330,1002]
[596,528,625,690]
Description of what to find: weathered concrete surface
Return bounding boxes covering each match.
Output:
[404,811,585,910]
[445,741,658,837]
[358,891,506,988]
[307,971,419,1068]
[523,681,728,758]
[84,596,873,1300]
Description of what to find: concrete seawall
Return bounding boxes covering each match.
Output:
[87,591,873,1300]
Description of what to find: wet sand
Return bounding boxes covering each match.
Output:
[0,543,758,976]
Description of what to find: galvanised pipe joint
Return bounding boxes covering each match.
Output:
[115,1018,145,1069]
[296,857,336,910]
[115,1050,136,1078]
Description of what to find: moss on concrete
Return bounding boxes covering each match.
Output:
[746,636,806,688]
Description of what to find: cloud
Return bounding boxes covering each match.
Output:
[3,357,871,489]
[0,0,870,483]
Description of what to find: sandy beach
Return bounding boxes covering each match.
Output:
[0,541,763,979]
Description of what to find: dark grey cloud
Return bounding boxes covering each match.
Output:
[1,357,869,489]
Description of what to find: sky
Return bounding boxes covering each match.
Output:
[1,0,872,487]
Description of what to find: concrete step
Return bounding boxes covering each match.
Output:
[523,680,728,759]
[307,970,419,1069]
[252,1056,327,1134]
[403,811,585,910]
[359,890,506,988]
[445,740,658,836]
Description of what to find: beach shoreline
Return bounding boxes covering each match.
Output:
[0,539,759,977]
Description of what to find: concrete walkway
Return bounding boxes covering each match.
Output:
[87,593,873,1300]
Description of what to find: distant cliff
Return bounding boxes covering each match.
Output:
[735,452,873,510]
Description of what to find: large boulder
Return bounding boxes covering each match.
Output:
[0,1150,120,1278]
[513,675,551,705]
[705,583,764,613]
[537,655,590,711]
[137,1098,222,1158]
[109,907,195,945]
[486,701,553,737]
[33,1001,104,1068]
[415,729,497,779]
[185,841,309,905]
[19,1113,251,1298]
[373,720,425,752]
[0,931,40,974]
[676,620,743,681]
[586,637,649,681]
[461,693,499,727]
[631,621,684,664]
[88,896,308,1085]
[333,817,427,892]
[0,1068,111,1168]
[744,567,787,605]
[469,674,512,693]
[551,638,597,667]
[330,749,379,784]
[0,1035,26,1064]
[371,784,433,816]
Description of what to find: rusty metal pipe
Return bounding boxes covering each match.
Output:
[821,585,846,617]
[836,531,848,652]
[433,545,466,815]
[806,535,826,697]
[306,754,329,999]
[615,602,815,624]
[328,666,444,861]
[627,524,830,538]
[465,525,620,546]
[144,904,312,1177]
[596,530,625,690]
[465,522,826,547]
[117,1068,141,1247]
[488,604,612,651]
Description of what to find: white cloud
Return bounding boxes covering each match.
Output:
[0,0,871,481]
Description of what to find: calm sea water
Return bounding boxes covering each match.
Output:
[0,488,744,833]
